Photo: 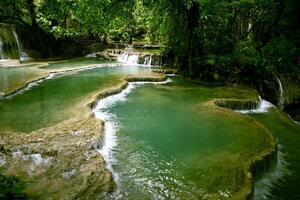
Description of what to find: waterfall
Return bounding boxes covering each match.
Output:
[117,51,162,66]
[144,55,152,66]
[0,38,3,59]
[118,52,139,64]
[0,23,29,61]
[277,77,284,109]
[11,26,30,61]
[118,52,129,62]
[235,96,274,114]
[126,44,133,49]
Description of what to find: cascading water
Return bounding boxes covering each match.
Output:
[126,44,133,49]
[277,77,284,109]
[236,96,274,114]
[0,38,3,59]
[143,55,152,66]
[92,79,172,198]
[0,23,29,62]
[11,26,30,61]
[118,52,139,64]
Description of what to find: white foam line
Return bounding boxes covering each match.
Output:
[236,99,274,114]
[254,144,291,199]
[92,78,171,183]
[235,97,299,125]
[1,73,56,99]
[286,114,300,125]
[166,73,177,77]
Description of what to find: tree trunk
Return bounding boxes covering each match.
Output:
[26,0,37,27]
[185,1,203,76]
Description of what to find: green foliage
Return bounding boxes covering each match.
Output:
[0,0,299,83]
[0,172,27,199]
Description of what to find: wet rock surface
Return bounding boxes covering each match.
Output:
[0,114,115,199]
[0,72,166,199]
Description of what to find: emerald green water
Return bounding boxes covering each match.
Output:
[99,78,274,199]
[42,57,111,70]
[0,63,148,133]
[251,109,300,199]
[0,66,45,94]
[0,59,299,199]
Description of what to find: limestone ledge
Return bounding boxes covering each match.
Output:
[205,99,277,200]
[214,99,260,110]
[152,69,178,75]
[0,72,49,98]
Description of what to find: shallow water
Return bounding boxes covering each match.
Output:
[0,63,149,132]
[0,59,299,199]
[0,66,45,95]
[251,109,300,200]
[96,78,275,199]
[41,58,110,70]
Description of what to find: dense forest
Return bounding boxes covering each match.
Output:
[1,0,300,110]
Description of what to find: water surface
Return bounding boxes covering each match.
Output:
[0,63,149,132]
[98,78,273,199]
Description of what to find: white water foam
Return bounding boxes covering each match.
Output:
[276,77,284,109]
[118,52,140,65]
[143,55,152,66]
[2,73,57,99]
[0,37,3,60]
[86,53,97,58]
[236,98,274,114]
[11,27,30,61]
[254,144,291,200]
[166,73,177,77]
[92,79,172,184]
[0,153,5,166]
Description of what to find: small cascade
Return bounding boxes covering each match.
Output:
[236,97,274,114]
[127,54,139,64]
[276,76,284,109]
[0,24,18,60]
[126,44,133,49]
[0,23,30,62]
[86,52,97,58]
[118,52,139,64]
[143,55,152,66]
[116,50,163,66]
[0,38,3,59]
[11,26,30,61]
[118,52,129,62]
